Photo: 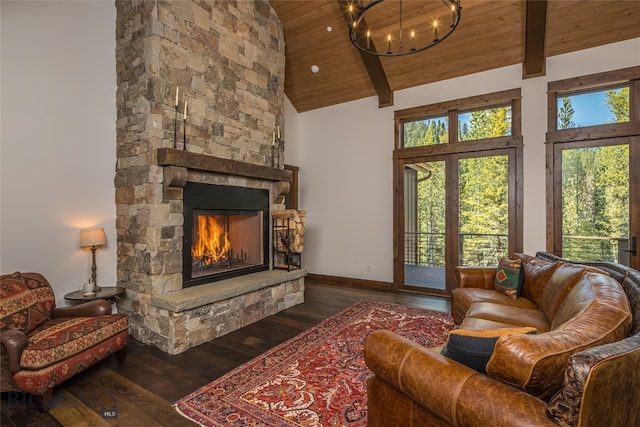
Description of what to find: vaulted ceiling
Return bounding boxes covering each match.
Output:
[270,1,640,113]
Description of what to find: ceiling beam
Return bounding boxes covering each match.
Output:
[337,1,394,108]
[523,0,547,78]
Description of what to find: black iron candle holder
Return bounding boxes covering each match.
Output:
[183,117,187,150]
[173,105,178,149]
[276,138,282,168]
[271,142,275,167]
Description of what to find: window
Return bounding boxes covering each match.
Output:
[394,89,523,295]
[547,67,640,269]
[403,116,449,147]
[557,86,630,130]
[459,105,512,141]
[402,104,513,147]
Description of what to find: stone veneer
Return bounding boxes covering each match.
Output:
[114,0,302,354]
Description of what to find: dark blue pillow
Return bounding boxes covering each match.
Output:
[441,327,537,374]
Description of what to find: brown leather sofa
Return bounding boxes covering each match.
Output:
[365,252,640,427]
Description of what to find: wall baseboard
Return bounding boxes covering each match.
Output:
[305,273,394,291]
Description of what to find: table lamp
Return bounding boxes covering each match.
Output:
[80,227,107,292]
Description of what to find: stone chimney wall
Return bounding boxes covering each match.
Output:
[115,0,284,162]
[114,0,289,352]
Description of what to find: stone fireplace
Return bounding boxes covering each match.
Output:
[114,1,305,354]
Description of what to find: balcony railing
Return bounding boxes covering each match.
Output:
[405,232,630,267]
[562,235,630,265]
[404,232,508,267]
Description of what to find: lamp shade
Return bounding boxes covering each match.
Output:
[80,227,107,248]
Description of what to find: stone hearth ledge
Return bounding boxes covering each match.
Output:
[150,269,307,313]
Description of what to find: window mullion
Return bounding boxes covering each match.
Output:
[449,110,458,143]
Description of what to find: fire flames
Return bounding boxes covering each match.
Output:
[191,215,231,265]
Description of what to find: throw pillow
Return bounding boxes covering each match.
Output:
[494,258,524,299]
[441,327,537,374]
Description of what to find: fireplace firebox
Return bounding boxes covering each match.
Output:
[183,183,270,287]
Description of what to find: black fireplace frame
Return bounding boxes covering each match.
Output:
[183,183,270,287]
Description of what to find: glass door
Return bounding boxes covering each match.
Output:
[403,159,447,294]
[394,89,523,295]
[547,71,640,269]
[555,138,639,268]
[457,154,510,267]
[400,150,516,294]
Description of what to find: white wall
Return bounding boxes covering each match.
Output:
[1,1,117,306]
[283,96,300,167]
[287,38,640,283]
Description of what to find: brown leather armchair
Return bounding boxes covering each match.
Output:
[1,272,129,410]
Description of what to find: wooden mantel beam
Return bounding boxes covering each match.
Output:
[524,0,547,78]
[156,148,292,182]
[337,0,394,108]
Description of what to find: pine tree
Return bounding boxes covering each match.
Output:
[558,97,577,129]
[605,88,629,123]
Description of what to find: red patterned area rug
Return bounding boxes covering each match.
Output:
[173,300,454,426]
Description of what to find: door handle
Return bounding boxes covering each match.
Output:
[622,236,637,256]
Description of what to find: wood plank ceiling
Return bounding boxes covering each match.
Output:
[270,1,640,113]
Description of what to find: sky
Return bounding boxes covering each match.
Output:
[559,90,618,128]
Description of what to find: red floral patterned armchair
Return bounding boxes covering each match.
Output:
[0,272,129,410]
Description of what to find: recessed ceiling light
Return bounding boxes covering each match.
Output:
[311,65,320,73]
[327,26,332,32]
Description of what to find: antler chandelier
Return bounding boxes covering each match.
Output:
[348,0,462,57]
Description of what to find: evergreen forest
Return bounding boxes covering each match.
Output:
[404,88,630,269]
[559,88,630,262]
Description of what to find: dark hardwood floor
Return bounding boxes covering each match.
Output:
[1,280,450,427]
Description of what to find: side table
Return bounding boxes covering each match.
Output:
[64,286,124,305]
